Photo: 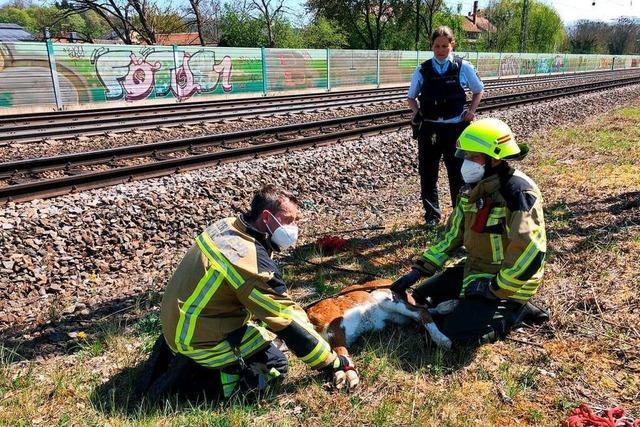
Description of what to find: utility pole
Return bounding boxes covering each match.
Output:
[519,0,529,52]
[415,0,421,50]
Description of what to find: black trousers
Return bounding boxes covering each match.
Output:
[417,121,468,220]
[141,338,288,402]
[219,341,289,394]
[412,265,525,345]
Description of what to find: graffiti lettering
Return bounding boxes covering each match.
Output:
[499,55,519,77]
[170,53,201,101]
[121,53,161,101]
[63,45,85,59]
[91,47,233,102]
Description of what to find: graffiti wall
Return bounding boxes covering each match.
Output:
[0,41,639,112]
[266,48,327,92]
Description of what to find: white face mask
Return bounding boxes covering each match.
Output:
[461,159,485,183]
[266,211,299,250]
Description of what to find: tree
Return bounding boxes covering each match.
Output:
[608,17,639,55]
[478,0,565,53]
[306,0,398,49]
[568,20,608,54]
[218,5,266,47]
[420,0,444,48]
[251,0,287,47]
[0,6,36,30]
[301,16,348,48]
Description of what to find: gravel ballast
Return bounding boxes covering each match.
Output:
[2,84,640,347]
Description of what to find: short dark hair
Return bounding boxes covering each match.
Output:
[245,185,299,223]
[431,26,455,44]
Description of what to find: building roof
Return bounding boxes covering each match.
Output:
[156,32,202,46]
[462,15,496,34]
[0,23,36,42]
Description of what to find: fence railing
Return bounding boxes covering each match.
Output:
[1,40,639,112]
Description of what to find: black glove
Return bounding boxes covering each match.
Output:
[390,269,422,295]
[411,111,423,140]
[324,354,353,373]
[464,277,498,300]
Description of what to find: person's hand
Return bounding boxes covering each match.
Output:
[411,111,423,125]
[390,269,422,295]
[464,277,497,300]
[330,355,358,390]
[462,109,476,122]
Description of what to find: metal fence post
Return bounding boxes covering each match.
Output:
[172,45,180,102]
[261,47,267,96]
[376,50,380,88]
[45,39,63,110]
[326,48,331,91]
[497,51,502,79]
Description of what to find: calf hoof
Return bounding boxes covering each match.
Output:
[426,323,452,350]
[345,369,359,390]
[429,299,459,316]
[333,370,347,389]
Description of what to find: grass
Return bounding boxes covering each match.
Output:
[1,105,640,425]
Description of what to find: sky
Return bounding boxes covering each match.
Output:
[450,0,639,24]
[284,0,640,25]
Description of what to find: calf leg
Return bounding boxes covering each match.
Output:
[382,292,453,350]
[327,325,359,390]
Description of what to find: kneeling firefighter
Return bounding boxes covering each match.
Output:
[392,118,549,345]
[149,185,353,400]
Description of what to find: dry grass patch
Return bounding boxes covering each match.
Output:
[1,105,639,425]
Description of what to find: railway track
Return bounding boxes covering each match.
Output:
[1,69,638,145]
[1,73,639,204]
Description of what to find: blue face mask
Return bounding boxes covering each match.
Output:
[433,56,449,65]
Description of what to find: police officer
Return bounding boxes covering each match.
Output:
[159,185,353,399]
[408,26,485,225]
[392,118,548,346]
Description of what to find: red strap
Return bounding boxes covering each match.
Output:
[563,404,639,427]
[471,197,493,233]
[342,365,357,373]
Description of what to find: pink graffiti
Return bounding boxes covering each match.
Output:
[170,53,202,101]
[213,55,233,92]
[121,53,161,101]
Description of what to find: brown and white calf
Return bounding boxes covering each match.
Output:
[305,279,456,389]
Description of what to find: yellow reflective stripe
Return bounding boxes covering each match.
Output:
[174,268,224,352]
[496,273,522,292]
[501,239,540,280]
[490,233,503,264]
[249,289,289,317]
[460,273,494,296]
[196,232,245,289]
[423,203,464,267]
[489,207,507,217]
[301,341,332,368]
[220,372,240,398]
[239,329,269,357]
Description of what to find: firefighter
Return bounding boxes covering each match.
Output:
[158,185,353,399]
[391,118,548,345]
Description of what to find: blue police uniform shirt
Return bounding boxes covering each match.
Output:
[407,53,484,123]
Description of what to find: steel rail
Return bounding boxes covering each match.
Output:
[0,68,626,125]
[1,75,639,204]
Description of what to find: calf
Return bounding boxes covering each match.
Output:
[305,279,456,390]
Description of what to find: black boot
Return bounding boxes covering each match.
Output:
[132,335,173,401]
